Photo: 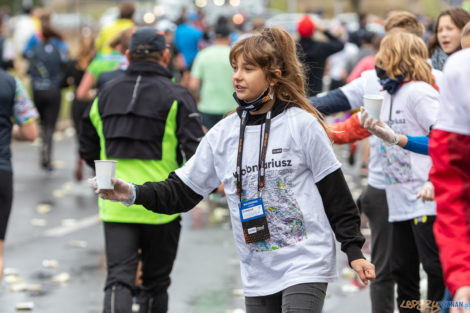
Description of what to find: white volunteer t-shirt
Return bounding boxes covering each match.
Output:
[176,107,341,296]
[340,67,444,190]
[379,81,439,222]
[434,49,470,135]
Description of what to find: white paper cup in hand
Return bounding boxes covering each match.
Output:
[94,160,117,190]
[363,94,384,120]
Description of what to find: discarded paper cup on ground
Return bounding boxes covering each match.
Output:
[52,272,70,284]
[94,160,117,190]
[69,240,88,248]
[16,302,34,310]
[363,94,384,120]
[4,268,18,276]
[42,259,58,269]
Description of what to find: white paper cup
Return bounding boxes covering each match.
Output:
[94,160,117,190]
[363,94,384,120]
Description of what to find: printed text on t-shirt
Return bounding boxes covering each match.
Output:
[233,159,292,177]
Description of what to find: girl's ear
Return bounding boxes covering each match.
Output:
[269,69,282,87]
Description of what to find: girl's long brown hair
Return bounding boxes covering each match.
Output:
[375,31,433,85]
[229,27,328,133]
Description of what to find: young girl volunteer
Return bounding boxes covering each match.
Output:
[428,7,470,70]
[368,31,444,309]
[94,27,375,312]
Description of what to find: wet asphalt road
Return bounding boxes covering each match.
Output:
[0,129,371,313]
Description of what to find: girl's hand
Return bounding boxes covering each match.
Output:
[416,181,434,202]
[89,177,134,203]
[351,258,376,285]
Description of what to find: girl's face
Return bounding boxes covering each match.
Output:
[437,15,462,54]
[231,55,269,102]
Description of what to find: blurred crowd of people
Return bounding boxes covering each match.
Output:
[0,1,470,313]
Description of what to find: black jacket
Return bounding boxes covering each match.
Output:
[79,60,204,168]
[298,32,344,96]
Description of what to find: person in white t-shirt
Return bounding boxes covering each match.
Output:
[309,12,440,313]
[369,31,445,310]
[91,27,375,313]
[428,48,470,313]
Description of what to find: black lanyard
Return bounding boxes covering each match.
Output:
[236,109,272,202]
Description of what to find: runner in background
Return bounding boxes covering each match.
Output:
[189,23,234,130]
[61,30,96,180]
[75,28,131,101]
[95,27,134,91]
[174,12,203,87]
[94,1,135,55]
[23,10,68,171]
[0,70,38,279]
[0,14,14,70]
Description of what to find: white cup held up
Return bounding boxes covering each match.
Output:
[94,160,117,190]
[363,94,384,120]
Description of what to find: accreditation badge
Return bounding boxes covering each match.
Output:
[239,198,270,244]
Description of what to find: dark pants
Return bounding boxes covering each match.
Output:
[103,218,181,313]
[245,283,327,313]
[201,112,224,130]
[33,89,61,168]
[391,216,445,313]
[361,185,394,313]
[0,170,13,240]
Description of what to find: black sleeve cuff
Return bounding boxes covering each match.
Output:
[133,172,203,215]
[134,184,148,206]
[345,245,365,266]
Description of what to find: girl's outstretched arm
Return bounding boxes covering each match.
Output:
[93,172,204,215]
[135,172,203,214]
[316,169,366,265]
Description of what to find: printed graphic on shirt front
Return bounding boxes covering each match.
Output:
[381,125,413,184]
[235,166,307,252]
